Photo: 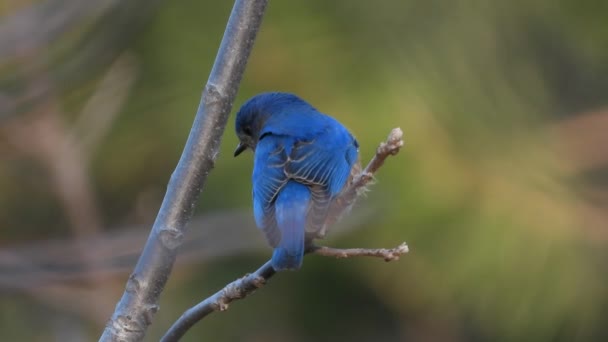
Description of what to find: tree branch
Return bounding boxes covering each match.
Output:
[161,127,406,342]
[161,261,275,342]
[99,1,269,341]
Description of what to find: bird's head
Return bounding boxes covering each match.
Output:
[233,92,313,156]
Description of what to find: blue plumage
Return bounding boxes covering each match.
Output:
[272,181,309,270]
[234,92,359,271]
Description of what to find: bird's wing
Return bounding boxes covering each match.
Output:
[253,127,359,244]
[286,136,354,194]
[252,134,290,247]
[284,128,359,233]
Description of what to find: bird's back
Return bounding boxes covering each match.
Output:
[238,92,359,270]
[255,107,358,240]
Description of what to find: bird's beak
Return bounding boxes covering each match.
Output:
[234,142,247,157]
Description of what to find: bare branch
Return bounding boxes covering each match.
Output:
[70,52,138,160]
[162,127,406,341]
[99,1,269,341]
[161,261,275,342]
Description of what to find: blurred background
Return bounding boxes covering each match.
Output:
[1,0,607,341]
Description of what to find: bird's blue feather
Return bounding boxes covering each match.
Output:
[252,134,291,247]
[236,92,359,271]
[272,181,309,270]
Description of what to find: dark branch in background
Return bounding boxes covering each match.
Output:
[0,208,375,332]
[0,206,375,291]
[0,1,138,325]
[100,1,269,341]
[161,128,406,342]
[0,0,160,122]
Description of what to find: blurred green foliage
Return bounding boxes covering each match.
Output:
[1,0,608,341]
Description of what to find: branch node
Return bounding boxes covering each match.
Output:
[250,275,266,288]
[383,242,409,261]
[215,300,230,312]
[125,273,142,294]
[223,282,240,299]
[143,304,160,325]
[204,83,226,104]
[158,227,185,250]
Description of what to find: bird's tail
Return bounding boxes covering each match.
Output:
[272,181,310,271]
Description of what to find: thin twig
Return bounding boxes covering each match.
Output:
[309,242,409,261]
[100,1,269,341]
[323,127,404,229]
[353,127,404,189]
[162,127,406,341]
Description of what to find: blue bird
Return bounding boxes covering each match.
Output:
[234,92,360,271]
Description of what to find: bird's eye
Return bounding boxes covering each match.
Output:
[243,127,252,136]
